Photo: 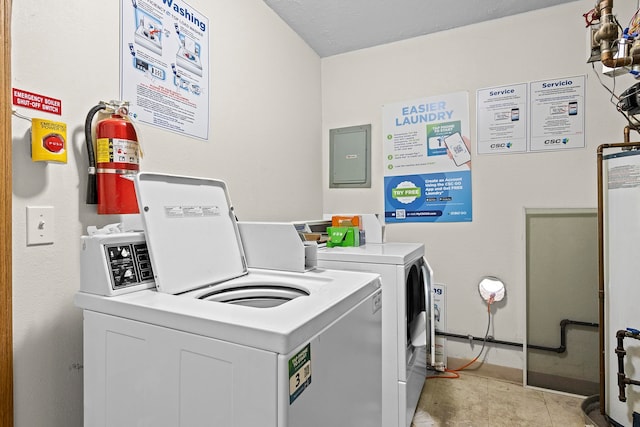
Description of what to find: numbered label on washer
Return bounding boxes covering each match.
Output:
[289,344,311,404]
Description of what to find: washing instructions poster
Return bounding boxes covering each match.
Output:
[121,0,209,140]
[476,83,527,154]
[529,75,585,152]
[382,92,472,223]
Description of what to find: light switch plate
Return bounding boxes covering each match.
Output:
[26,206,54,245]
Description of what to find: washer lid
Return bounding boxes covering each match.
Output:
[134,172,247,295]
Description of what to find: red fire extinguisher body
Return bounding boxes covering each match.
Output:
[96,114,140,214]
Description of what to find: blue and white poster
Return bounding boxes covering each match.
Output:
[121,0,210,140]
[382,92,472,223]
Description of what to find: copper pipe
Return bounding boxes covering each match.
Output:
[597,137,640,415]
[602,51,632,68]
[597,143,606,415]
[594,22,618,44]
[600,49,640,68]
[594,0,636,68]
[599,0,613,16]
[596,0,640,68]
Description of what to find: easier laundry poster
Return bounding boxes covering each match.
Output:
[120,0,209,140]
[382,92,472,223]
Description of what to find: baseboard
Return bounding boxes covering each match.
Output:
[445,356,523,384]
[527,370,598,396]
[442,357,599,396]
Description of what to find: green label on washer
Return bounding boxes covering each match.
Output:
[289,343,311,404]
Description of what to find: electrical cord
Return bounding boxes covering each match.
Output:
[590,62,619,105]
[428,300,493,380]
[629,6,640,35]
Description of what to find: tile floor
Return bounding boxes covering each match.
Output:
[411,371,587,427]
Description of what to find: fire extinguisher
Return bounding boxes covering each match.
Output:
[84,101,141,215]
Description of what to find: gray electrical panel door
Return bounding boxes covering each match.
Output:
[329,124,371,188]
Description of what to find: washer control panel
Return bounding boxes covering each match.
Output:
[104,242,154,290]
[80,231,156,296]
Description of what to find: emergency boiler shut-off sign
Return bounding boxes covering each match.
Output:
[12,88,62,115]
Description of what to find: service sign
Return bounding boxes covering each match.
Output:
[476,83,527,154]
[529,75,585,151]
[382,92,472,223]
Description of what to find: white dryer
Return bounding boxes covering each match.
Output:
[317,243,433,427]
[75,173,383,427]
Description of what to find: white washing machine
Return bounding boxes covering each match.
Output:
[75,173,383,427]
[317,243,433,427]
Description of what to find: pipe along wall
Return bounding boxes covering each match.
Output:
[436,319,598,353]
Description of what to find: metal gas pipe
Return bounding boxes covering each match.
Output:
[615,328,640,402]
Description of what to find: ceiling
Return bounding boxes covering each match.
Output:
[263,0,578,57]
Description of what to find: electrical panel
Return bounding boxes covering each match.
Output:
[329,124,371,188]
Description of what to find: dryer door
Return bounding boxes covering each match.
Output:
[406,258,434,364]
[406,264,426,350]
[422,258,435,366]
[403,260,431,427]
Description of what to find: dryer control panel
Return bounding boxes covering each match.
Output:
[80,231,156,296]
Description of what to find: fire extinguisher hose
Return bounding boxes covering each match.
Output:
[85,103,106,204]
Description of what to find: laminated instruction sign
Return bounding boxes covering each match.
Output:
[477,83,527,154]
[383,92,472,223]
[120,0,209,139]
[529,75,585,151]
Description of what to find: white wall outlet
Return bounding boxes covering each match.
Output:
[26,206,54,245]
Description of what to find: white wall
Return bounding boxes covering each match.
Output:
[321,0,635,369]
[11,1,320,426]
